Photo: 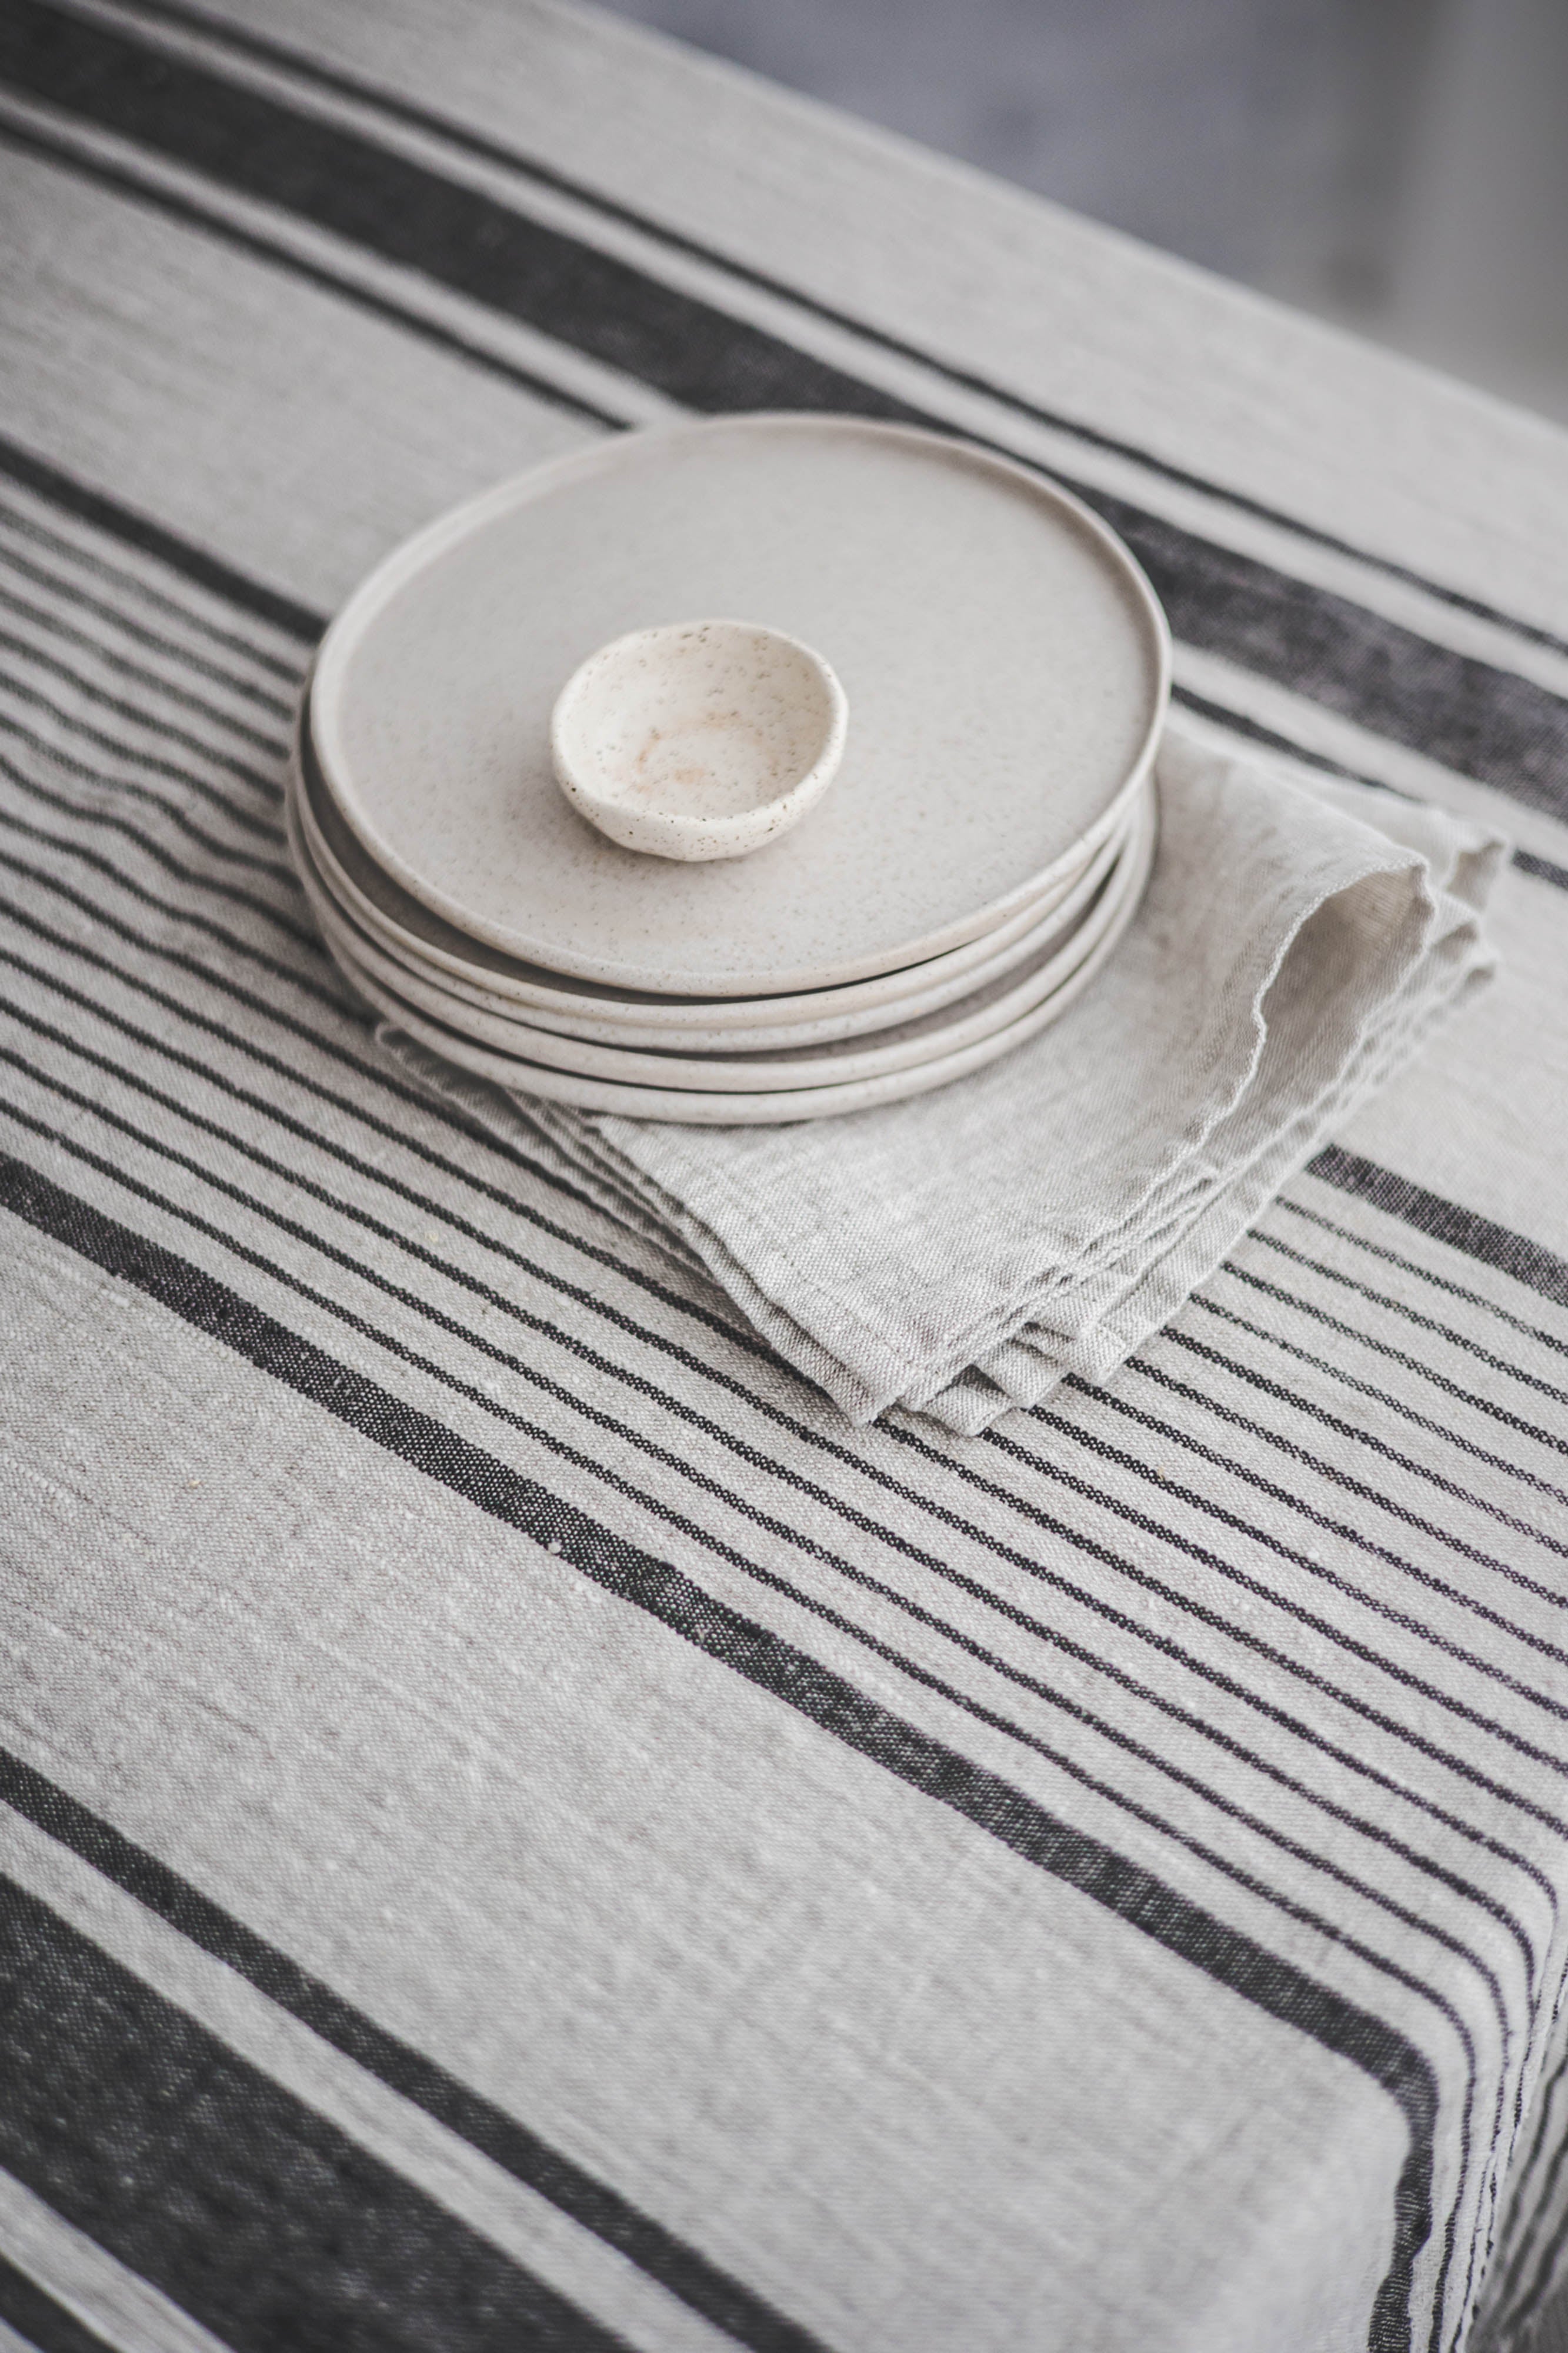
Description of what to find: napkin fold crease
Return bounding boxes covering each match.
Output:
[383,727,1502,1433]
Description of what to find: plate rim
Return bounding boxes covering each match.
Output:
[314,790,1157,1123]
[294,785,1151,1089]
[308,412,1171,996]
[293,734,1142,1051]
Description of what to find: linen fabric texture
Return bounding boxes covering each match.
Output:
[393,728,1503,1429]
[5,0,1568,2348]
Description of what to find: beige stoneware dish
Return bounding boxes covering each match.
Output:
[292,784,1151,1093]
[549,619,848,862]
[290,735,1140,1053]
[308,413,1169,996]
[291,710,1123,1046]
[315,798,1156,1125]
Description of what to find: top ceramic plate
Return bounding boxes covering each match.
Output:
[311,413,1168,997]
[326,795,1156,1125]
[291,755,1135,1054]
[291,694,1110,1037]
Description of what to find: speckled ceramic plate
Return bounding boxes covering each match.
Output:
[294,782,1150,1090]
[291,733,1137,1052]
[308,790,1157,1123]
[309,414,1168,998]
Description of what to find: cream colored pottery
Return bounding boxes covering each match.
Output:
[550,619,847,861]
[309,413,1169,996]
[291,744,1137,1052]
[291,711,1115,1043]
[294,785,1149,1091]
[312,789,1157,1124]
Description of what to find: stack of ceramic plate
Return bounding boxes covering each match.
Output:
[287,415,1170,1126]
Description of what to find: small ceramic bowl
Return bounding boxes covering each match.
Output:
[549,619,848,862]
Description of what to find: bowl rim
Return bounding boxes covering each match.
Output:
[308,412,1173,996]
[548,616,849,855]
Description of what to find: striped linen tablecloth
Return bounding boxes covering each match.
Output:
[1,5,1567,2349]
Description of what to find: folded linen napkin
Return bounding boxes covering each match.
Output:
[382,726,1503,1433]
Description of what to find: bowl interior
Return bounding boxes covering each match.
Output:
[558,622,838,822]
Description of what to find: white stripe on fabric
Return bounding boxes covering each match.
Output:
[0,2169,231,2353]
[0,1808,743,2353]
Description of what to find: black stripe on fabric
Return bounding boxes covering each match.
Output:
[1515,848,1568,892]
[0,807,1556,2002]
[1278,1199,1568,1367]
[1173,684,1410,796]
[1503,2021,1568,2341]
[976,1390,1568,1779]
[1487,2039,1568,2326]
[0,1763,826,2353]
[1506,2131,1568,2334]
[0,758,314,953]
[1173,684,1568,902]
[1113,1350,1568,1593]
[1012,1391,1568,1720]
[0,430,319,641]
[893,1382,1567,1846]
[0,696,287,856]
[1055,1364,1568,1663]
[0,845,764,1371]
[0,713,291,878]
[0,1875,631,2353]
[1153,1331,1568,1573]
[0,577,286,751]
[0,1145,1440,2353]
[5,2,1568,823]
[1311,1148,1568,1316]
[0,664,283,814]
[0,959,1540,2078]
[0,788,341,1012]
[0,489,304,680]
[0,112,633,432]
[0,518,298,757]
[1182,1305,1568,1521]
[1256,1228,1568,1416]
[0,624,284,796]
[102,0,1568,665]
[0,0,919,417]
[1,705,286,870]
[0,2251,118,2353]
[0,532,293,714]
[1223,1262,1568,1467]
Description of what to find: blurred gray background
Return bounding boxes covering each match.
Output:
[598,0,1568,423]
